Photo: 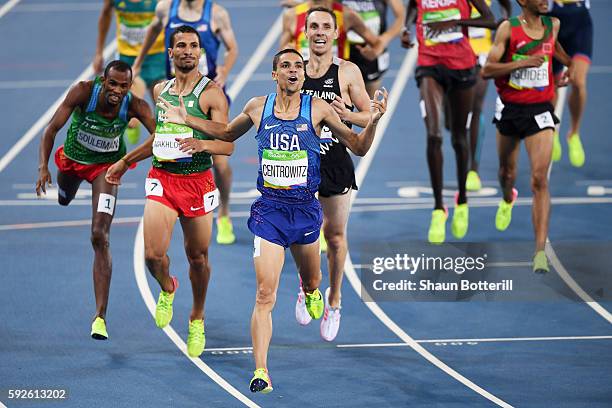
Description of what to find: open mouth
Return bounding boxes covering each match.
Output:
[288,75,298,84]
[108,94,120,103]
[314,39,326,45]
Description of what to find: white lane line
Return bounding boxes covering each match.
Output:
[133,221,260,408]
[344,47,513,407]
[0,212,252,231]
[131,11,283,406]
[0,217,141,231]
[0,0,22,19]
[202,335,612,353]
[548,84,612,323]
[0,41,117,174]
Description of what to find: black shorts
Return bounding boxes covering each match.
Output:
[548,2,593,74]
[319,157,357,198]
[415,65,477,93]
[349,44,389,83]
[493,101,559,139]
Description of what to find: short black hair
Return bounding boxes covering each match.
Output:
[169,25,201,48]
[104,60,132,79]
[272,49,304,71]
[305,6,337,29]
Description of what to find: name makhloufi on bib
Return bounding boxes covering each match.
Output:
[255,93,324,203]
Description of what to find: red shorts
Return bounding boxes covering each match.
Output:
[54,146,112,184]
[145,167,219,218]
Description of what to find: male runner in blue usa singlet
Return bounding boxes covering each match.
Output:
[157,48,387,394]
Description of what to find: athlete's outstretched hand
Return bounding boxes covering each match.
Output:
[400,29,414,49]
[370,88,388,123]
[157,96,188,125]
[105,160,129,186]
[331,95,351,122]
[35,166,52,197]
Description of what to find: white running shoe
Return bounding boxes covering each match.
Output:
[295,286,312,326]
[320,287,341,342]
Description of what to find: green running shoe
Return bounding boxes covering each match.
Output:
[187,319,205,357]
[428,208,448,244]
[551,131,562,162]
[216,216,236,245]
[250,368,273,394]
[155,276,178,328]
[466,170,482,192]
[451,202,469,239]
[319,229,328,253]
[305,288,324,320]
[568,134,585,167]
[533,250,549,274]
[495,188,518,231]
[91,317,108,340]
[125,126,140,145]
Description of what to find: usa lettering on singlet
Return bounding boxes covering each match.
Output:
[255,93,322,203]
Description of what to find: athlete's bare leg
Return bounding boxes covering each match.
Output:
[213,154,233,219]
[419,77,445,209]
[447,85,474,205]
[496,131,521,204]
[143,200,178,293]
[179,212,214,321]
[469,71,489,173]
[56,171,83,206]
[524,129,553,252]
[566,57,590,138]
[251,238,285,370]
[320,193,351,308]
[90,172,118,319]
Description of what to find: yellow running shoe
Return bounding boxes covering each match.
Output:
[91,317,108,340]
[568,134,585,167]
[187,319,205,357]
[533,250,549,274]
[125,126,140,145]
[495,188,518,231]
[216,216,236,245]
[466,170,482,192]
[155,276,178,328]
[428,208,448,244]
[305,288,324,320]
[451,203,469,239]
[551,131,562,162]
[319,229,327,252]
[250,368,273,394]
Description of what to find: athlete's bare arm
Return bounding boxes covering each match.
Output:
[344,7,381,49]
[105,81,167,185]
[498,0,512,21]
[313,89,387,156]
[464,0,496,28]
[133,0,170,76]
[177,83,235,155]
[129,96,157,135]
[158,95,264,143]
[93,0,114,74]
[280,7,297,50]
[211,4,239,88]
[551,17,573,85]
[481,21,545,79]
[400,0,417,48]
[356,0,406,59]
[36,81,92,195]
[334,60,373,127]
